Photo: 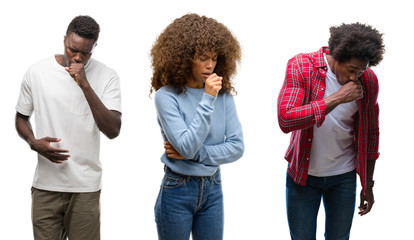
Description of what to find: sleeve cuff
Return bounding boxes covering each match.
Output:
[15,106,33,117]
[201,93,216,108]
[367,152,380,161]
[312,99,326,127]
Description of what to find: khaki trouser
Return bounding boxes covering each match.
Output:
[31,187,101,240]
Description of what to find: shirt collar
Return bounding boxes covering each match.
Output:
[313,46,330,69]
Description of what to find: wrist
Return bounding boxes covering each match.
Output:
[79,79,90,90]
[366,180,375,188]
[78,80,92,93]
[324,93,342,110]
[27,135,36,145]
[27,136,38,151]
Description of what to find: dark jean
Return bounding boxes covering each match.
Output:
[286,170,357,240]
[155,167,224,240]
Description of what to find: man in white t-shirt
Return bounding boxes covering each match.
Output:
[15,15,121,240]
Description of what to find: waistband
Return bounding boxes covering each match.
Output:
[164,165,219,181]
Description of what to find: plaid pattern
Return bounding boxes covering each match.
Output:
[277,47,380,192]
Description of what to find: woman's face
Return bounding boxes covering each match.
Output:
[187,51,218,88]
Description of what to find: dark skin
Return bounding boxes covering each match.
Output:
[15,32,121,164]
[323,54,375,216]
[15,113,70,164]
[359,160,375,216]
[324,55,366,114]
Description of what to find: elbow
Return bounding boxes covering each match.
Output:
[237,145,245,160]
[105,118,122,139]
[104,112,122,139]
[239,141,245,157]
[278,115,292,134]
[279,125,291,134]
[105,131,119,140]
[103,125,121,140]
[233,140,245,160]
[106,131,120,139]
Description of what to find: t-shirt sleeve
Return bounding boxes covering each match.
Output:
[102,71,122,113]
[15,70,34,116]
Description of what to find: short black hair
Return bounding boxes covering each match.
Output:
[328,22,385,67]
[66,15,100,42]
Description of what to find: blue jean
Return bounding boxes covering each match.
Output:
[155,166,224,240]
[286,170,357,240]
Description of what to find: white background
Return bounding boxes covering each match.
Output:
[1,0,412,239]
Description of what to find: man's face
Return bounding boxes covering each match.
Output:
[63,33,96,67]
[332,57,369,85]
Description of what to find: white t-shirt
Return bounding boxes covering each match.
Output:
[16,56,122,192]
[308,54,357,177]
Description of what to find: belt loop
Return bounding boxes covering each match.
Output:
[211,168,217,180]
[164,165,192,182]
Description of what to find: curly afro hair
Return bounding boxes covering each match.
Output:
[66,15,100,42]
[150,13,241,95]
[328,22,385,67]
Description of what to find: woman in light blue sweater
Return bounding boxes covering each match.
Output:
[150,14,244,240]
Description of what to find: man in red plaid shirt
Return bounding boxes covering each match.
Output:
[277,23,385,239]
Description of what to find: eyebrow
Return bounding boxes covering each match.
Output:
[202,54,217,58]
[349,65,368,71]
[68,46,89,54]
[67,43,95,55]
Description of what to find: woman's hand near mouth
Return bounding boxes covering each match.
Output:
[204,73,222,97]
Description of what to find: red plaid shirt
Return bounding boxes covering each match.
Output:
[277,47,380,192]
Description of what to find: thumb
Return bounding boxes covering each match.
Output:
[359,191,365,207]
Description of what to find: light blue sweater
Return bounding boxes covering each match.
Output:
[154,86,244,176]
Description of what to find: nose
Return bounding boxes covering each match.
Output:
[74,53,82,63]
[349,72,358,82]
[206,59,214,69]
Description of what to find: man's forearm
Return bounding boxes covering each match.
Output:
[15,112,36,145]
[80,84,121,139]
[323,93,343,115]
[359,160,376,190]
[366,160,376,182]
